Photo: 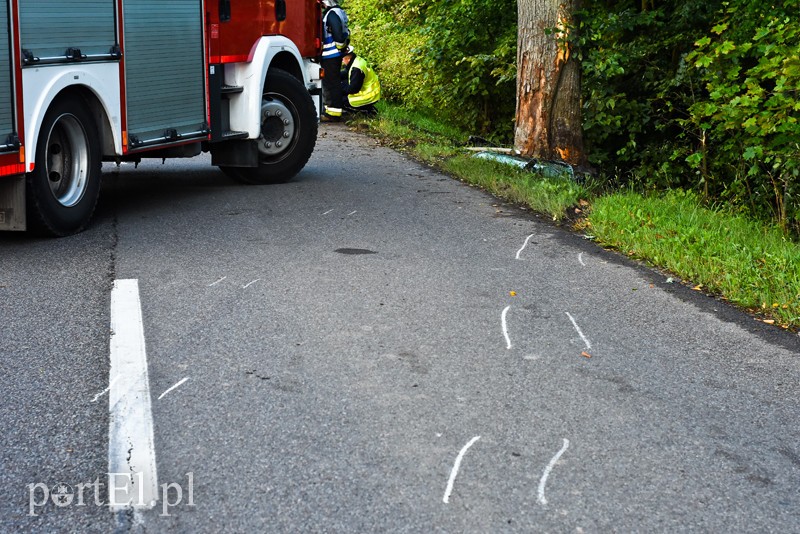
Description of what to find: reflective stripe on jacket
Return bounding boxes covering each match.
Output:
[348,56,381,107]
[322,7,349,58]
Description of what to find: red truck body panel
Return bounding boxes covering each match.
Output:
[208,0,321,63]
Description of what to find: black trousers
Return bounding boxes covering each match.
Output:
[344,102,378,115]
[321,56,344,116]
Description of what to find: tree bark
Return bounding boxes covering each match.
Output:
[514,0,586,166]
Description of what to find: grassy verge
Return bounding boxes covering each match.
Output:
[589,191,800,328]
[351,102,800,331]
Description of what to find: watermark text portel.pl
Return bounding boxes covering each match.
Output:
[27,472,194,517]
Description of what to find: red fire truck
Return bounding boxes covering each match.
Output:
[0,0,322,235]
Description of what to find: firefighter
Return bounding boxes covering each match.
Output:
[320,0,350,121]
[341,47,381,115]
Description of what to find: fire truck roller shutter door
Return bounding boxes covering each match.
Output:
[218,69,317,184]
[0,0,13,146]
[25,95,102,236]
[122,0,206,146]
[19,0,116,60]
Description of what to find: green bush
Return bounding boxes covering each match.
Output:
[346,0,517,139]
[345,1,430,108]
[577,0,721,182]
[686,0,800,234]
[578,0,799,235]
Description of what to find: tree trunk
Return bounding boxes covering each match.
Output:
[514,0,586,166]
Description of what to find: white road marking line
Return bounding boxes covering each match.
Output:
[322,209,334,215]
[91,375,121,403]
[443,436,481,504]
[538,438,570,506]
[208,276,226,287]
[578,253,586,266]
[515,234,535,260]
[242,279,261,289]
[109,279,158,510]
[157,377,189,400]
[565,312,592,350]
[347,210,357,216]
[501,306,513,349]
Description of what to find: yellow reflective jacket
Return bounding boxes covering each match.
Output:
[347,56,381,107]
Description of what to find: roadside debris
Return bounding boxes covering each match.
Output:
[470,150,577,181]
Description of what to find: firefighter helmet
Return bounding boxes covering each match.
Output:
[321,0,339,8]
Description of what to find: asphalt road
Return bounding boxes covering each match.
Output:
[1,124,799,533]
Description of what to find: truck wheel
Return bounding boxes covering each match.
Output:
[220,68,317,184]
[26,97,101,236]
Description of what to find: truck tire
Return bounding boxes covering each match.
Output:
[26,96,102,236]
[220,68,317,184]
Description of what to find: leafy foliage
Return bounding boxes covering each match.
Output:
[578,0,799,234]
[344,1,429,108]
[577,0,721,183]
[346,0,517,138]
[686,0,800,233]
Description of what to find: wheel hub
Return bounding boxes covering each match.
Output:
[258,98,295,157]
[46,114,89,207]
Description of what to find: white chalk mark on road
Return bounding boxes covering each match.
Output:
[91,375,120,403]
[242,279,261,289]
[347,210,358,216]
[538,438,570,505]
[443,436,481,504]
[578,253,586,266]
[208,276,226,287]
[501,306,513,349]
[322,209,334,215]
[516,234,535,260]
[109,279,158,510]
[566,312,592,350]
[158,377,189,400]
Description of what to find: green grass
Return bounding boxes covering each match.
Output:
[590,190,800,327]
[440,156,587,220]
[351,102,800,330]
[372,103,465,144]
